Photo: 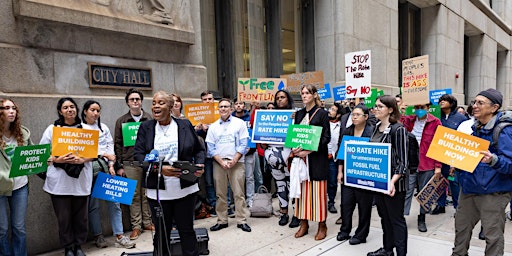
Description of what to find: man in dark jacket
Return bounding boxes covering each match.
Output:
[452,89,512,256]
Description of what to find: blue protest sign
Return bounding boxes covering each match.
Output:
[252,110,294,144]
[336,136,371,160]
[247,128,256,148]
[92,172,137,205]
[318,83,332,100]
[332,85,346,101]
[344,141,391,194]
[429,88,452,105]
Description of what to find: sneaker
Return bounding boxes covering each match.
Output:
[95,235,108,248]
[328,203,337,214]
[228,208,235,218]
[115,235,136,249]
[279,214,289,226]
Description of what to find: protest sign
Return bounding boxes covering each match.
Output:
[345,50,372,98]
[9,144,51,177]
[415,174,448,212]
[184,102,220,126]
[318,83,332,100]
[405,105,441,119]
[281,71,324,95]
[122,122,141,147]
[252,110,294,144]
[52,126,99,158]
[402,55,429,105]
[332,85,346,101]
[237,78,286,102]
[336,136,371,160]
[284,124,322,151]
[426,126,489,172]
[364,88,384,108]
[344,141,391,194]
[247,128,256,148]
[429,88,452,105]
[91,172,137,205]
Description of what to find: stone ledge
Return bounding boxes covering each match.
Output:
[13,0,194,45]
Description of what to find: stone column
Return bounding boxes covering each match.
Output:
[466,34,497,99]
[497,50,511,108]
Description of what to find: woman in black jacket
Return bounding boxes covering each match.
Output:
[292,85,331,240]
[134,91,205,256]
[367,95,408,256]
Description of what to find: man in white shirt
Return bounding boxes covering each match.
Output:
[327,103,343,213]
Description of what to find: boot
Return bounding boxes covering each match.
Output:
[294,220,309,238]
[64,246,74,256]
[417,214,427,232]
[315,221,327,240]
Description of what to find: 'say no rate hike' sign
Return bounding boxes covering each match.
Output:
[344,141,391,194]
[252,110,294,144]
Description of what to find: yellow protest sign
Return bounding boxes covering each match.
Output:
[237,78,287,102]
[426,126,489,172]
[184,102,220,126]
[51,126,99,158]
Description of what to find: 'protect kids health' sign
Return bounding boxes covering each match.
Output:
[344,141,391,194]
[122,122,141,147]
[426,126,489,172]
[9,144,51,177]
[345,50,372,98]
[91,172,137,205]
[237,78,286,102]
[51,126,99,158]
[252,110,294,144]
[284,124,322,151]
[184,102,220,126]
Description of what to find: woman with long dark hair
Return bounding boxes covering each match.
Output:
[40,97,93,256]
[0,99,32,256]
[367,95,408,256]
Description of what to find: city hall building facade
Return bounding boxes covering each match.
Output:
[0,0,510,253]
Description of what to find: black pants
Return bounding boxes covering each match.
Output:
[148,193,198,256]
[339,185,374,240]
[375,191,407,256]
[260,155,273,192]
[50,195,89,248]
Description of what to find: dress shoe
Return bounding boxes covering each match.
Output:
[129,228,142,240]
[349,237,366,245]
[314,222,327,240]
[479,226,485,240]
[294,220,309,238]
[210,223,228,231]
[75,245,86,256]
[65,246,74,256]
[279,214,289,226]
[289,216,300,228]
[336,232,351,241]
[237,223,252,232]
[335,216,342,225]
[328,204,338,214]
[143,224,155,231]
[367,247,394,256]
[431,205,445,215]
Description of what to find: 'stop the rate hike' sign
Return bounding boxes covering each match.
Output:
[345,50,372,98]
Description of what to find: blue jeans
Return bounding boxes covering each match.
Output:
[437,164,460,209]
[328,160,338,205]
[88,197,123,236]
[0,184,28,256]
[204,158,216,207]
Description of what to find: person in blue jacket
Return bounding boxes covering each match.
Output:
[452,89,512,256]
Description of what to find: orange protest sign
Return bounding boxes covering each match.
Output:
[184,102,220,126]
[426,126,489,173]
[51,126,99,158]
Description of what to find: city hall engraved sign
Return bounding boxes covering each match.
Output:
[88,63,152,90]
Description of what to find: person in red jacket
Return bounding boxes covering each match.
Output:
[401,103,442,233]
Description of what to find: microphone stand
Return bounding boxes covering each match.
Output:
[154,157,171,256]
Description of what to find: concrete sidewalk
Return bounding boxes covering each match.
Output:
[39,196,512,256]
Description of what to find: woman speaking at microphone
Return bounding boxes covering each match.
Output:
[134,91,205,256]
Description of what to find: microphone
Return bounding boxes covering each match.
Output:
[144,149,159,163]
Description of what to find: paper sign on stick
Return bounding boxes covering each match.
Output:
[281,71,324,95]
[122,122,141,147]
[318,83,332,100]
[415,174,448,212]
[237,78,286,102]
[9,144,51,177]
[91,172,137,205]
[429,88,452,105]
[426,126,489,172]
[184,102,220,126]
[345,50,372,98]
[402,55,430,105]
[332,85,346,101]
[51,127,99,158]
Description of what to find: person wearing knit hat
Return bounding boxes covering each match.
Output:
[452,88,512,256]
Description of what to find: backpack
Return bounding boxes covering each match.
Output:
[491,111,512,149]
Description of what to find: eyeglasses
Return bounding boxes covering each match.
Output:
[352,113,367,118]
[128,98,141,102]
[374,104,386,110]
[218,105,231,109]
[472,100,492,107]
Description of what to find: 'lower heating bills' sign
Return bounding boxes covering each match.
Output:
[92,172,137,205]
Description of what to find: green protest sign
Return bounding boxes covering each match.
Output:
[284,124,323,151]
[9,144,51,177]
[364,88,384,108]
[405,105,441,119]
[122,122,141,147]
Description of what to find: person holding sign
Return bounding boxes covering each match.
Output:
[367,95,408,256]
[335,105,375,245]
[292,85,331,241]
[453,89,512,256]
[114,88,153,240]
[81,100,135,249]
[134,91,205,256]
[0,99,32,256]
[40,98,93,256]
